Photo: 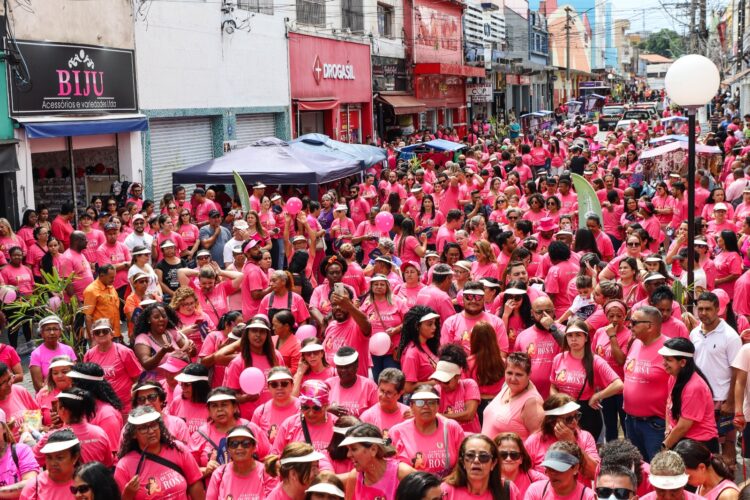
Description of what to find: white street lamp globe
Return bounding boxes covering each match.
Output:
[664,54,720,107]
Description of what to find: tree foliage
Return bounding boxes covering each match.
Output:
[637,29,685,59]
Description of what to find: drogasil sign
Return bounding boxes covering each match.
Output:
[313,55,356,84]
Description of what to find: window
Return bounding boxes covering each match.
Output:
[297,0,325,26]
[342,0,364,32]
[238,0,273,15]
[377,3,394,38]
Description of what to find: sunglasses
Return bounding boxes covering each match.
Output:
[92,329,111,337]
[499,451,522,460]
[626,242,640,247]
[269,380,291,389]
[301,404,323,412]
[69,485,92,495]
[595,487,633,499]
[168,206,177,209]
[463,294,484,302]
[560,412,582,425]
[136,393,160,405]
[181,213,191,216]
[507,216,518,220]
[413,399,438,407]
[227,439,254,449]
[463,451,493,463]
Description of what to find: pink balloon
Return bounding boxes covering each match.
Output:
[286,197,303,215]
[296,324,317,341]
[374,211,394,233]
[48,295,62,311]
[1,288,16,304]
[369,332,391,356]
[239,367,266,395]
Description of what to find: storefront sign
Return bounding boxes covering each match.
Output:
[313,56,356,84]
[372,57,407,91]
[7,40,137,116]
[412,0,463,65]
[467,83,492,102]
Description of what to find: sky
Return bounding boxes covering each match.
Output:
[613,0,728,34]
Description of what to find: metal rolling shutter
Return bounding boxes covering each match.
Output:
[235,113,276,147]
[149,117,214,202]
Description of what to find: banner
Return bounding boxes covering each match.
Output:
[570,173,603,229]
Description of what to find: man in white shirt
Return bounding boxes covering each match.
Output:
[689,291,741,467]
[223,220,249,266]
[123,214,154,257]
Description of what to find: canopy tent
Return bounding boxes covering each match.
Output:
[172,138,365,197]
[660,116,689,123]
[290,133,386,167]
[649,135,689,144]
[640,140,721,160]
[398,139,466,153]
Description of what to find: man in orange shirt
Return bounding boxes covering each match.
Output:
[83,263,120,340]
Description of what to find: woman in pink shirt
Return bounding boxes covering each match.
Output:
[529,139,551,170]
[25,226,50,281]
[617,257,645,307]
[266,443,323,500]
[416,195,445,250]
[170,286,215,356]
[395,218,427,264]
[272,312,301,375]
[471,240,499,280]
[714,230,744,299]
[360,275,408,380]
[496,432,547,497]
[272,380,335,456]
[549,320,623,440]
[394,261,425,308]
[20,429,78,500]
[0,218,25,262]
[522,194,547,230]
[466,321,506,421]
[397,307,440,395]
[178,266,243,332]
[430,345,481,433]
[168,363,211,435]
[16,209,38,249]
[205,425,273,499]
[130,381,191,444]
[259,270,311,327]
[252,367,299,442]
[292,340,336,395]
[2,246,35,296]
[35,356,74,426]
[660,338,720,452]
[177,209,201,259]
[674,439,739,500]
[525,442,597,500]
[329,205,356,248]
[198,311,242,388]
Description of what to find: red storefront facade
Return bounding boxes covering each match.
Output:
[288,33,374,143]
[402,0,485,137]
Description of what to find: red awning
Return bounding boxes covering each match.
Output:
[378,94,426,115]
[294,98,339,111]
[413,63,486,78]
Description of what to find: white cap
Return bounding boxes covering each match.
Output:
[127,410,162,426]
[544,401,581,416]
[245,319,271,331]
[206,393,237,403]
[292,235,308,243]
[643,273,667,282]
[504,288,526,296]
[480,279,501,289]
[300,343,325,353]
[40,438,81,454]
[658,346,694,358]
[132,271,150,282]
[713,202,728,211]
[430,360,462,383]
[334,204,348,212]
[410,391,440,401]
[419,312,440,323]
[369,275,389,283]
[66,370,104,382]
[305,483,345,498]
[132,247,151,256]
[38,315,63,328]
[253,183,267,189]
[91,319,112,331]
[462,288,485,296]
[267,371,294,382]
[333,351,359,366]
[565,324,588,336]
[226,427,257,441]
[48,358,75,370]
[159,240,176,249]
[132,214,145,222]
[339,436,385,447]
[139,299,158,308]
[175,373,210,383]
[279,450,326,465]
[233,220,249,230]
[649,473,690,490]
[56,391,84,401]
[133,384,160,393]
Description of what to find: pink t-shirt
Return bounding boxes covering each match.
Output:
[525,480,596,500]
[188,419,270,466]
[251,398,300,441]
[205,462,274,500]
[271,413,334,455]
[90,400,123,453]
[96,242,132,289]
[662,317,690,339]
[390,416,465,477]
[667,372,719,441]
[441,312,508,354]
[29,343,77,378]
[325,375,378,417]
[178,224,200,248]
[0,265,34,295]
[513,326,562,399]
[395,235,422,264]
[19,471,73,500]
[415,286,455,324]
[259,292,310,326]
[394,283,426,308]
[550,352,620,401]
[714,251,743,298]
[640,491,703,500]
[114,442,202,500]
[34,387,60,427]
[241,262,269,319]
[0,442,38,489]
[509,469,547,498]
[482,384,544,441]
[25,243,46,277]
[592,326,631,378]
[525,430,599,476]
[0,385,39,440]
[0,344,20,372]
[84,343,143,415]
[323,318,371,378]
[361,297,407,355]
[82,229,106,263]
[544,260,580,318]
[442,481,520,500]
[33,421,113,467]
[436,378,481,433]
[360,402,409,437]
[401,343,438,384]
[58,249,94,301]
[224,350,284,419]
[623,336,670,418]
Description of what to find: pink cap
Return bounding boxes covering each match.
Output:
[713,288,730,316]
[158,356,189,374]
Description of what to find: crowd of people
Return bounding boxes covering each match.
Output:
[1,95,750,499]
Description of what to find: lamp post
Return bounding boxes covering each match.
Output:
[663,54,720,305]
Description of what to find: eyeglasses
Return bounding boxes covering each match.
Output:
[92,329,111,337]
[626,319,651,327]
[507,216,518,221]
[227,439,254,449]
[595,487,634,499]
[108,202,117,206]
[533,309,555,315]
[626,242,640,247]
[413,399,438,408]
[269,380,290,389]
[181,213,191,217]
[136,393,160,405]
[301,404,323,412]
[135,421,160,434]
[69,484,92,495]
[168,206,177,210]
[464,294,484,302]
[463,451,493,463]
[560,412,582,425]
[499,451,522,460]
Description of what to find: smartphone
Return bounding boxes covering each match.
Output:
[334,282,346,296]
[51,400,59,414]
[272,205,283,214]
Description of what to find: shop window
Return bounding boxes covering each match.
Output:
[238,0,273,15]
[297,0,325,26]
[342,0,364,33]
[377,4,394,38]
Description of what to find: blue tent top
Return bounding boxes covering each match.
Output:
[172,137,365,185]
[290,133,386,167]
[661,116,689,123]
[399,139,466,153]
[649,134,689,144]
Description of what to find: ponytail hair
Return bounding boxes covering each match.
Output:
[674,439,734,481]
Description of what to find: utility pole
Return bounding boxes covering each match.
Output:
[565,6,573,99]
[739,0,746,70]
[698,0,707,51]
[688,0,696,52]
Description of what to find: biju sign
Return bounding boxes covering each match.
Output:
[7,40,138,116]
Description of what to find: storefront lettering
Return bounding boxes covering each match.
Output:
[57,70,105,97]
[323,63,355,80]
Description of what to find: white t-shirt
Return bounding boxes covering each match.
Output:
[222,237,244,265]
[124,231,154,254]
